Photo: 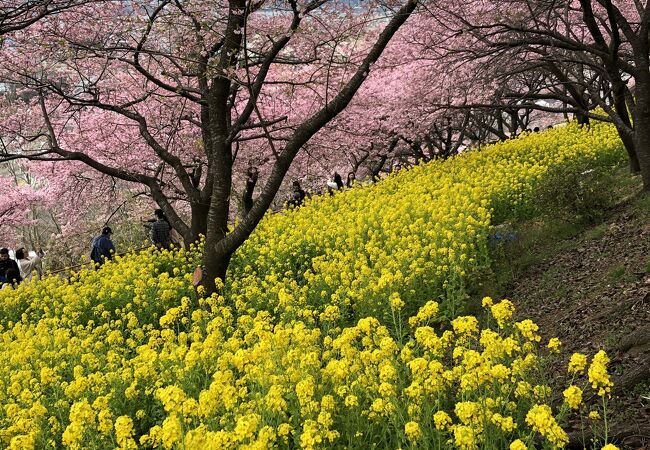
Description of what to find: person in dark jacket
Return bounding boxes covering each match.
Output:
[0,248,22,285]
[90,226,115,266]
[2,268,21,289]
[287,181,306,207]
[243,164,259,216]
[143,209,172,249]
[333,172,344,190]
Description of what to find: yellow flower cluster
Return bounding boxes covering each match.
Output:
[569,352,588,374]
[0,123,624,448]
[525,404,568,447]
[547,338,562,353]
[563,385,583,410]
[588,351,614,396]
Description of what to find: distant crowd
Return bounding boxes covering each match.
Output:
[284,171,355,208]
[242,164,358,213]
[0,209,177,289]
[0,171,362,288]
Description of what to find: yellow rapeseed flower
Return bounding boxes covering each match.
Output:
[547,338,561,353]
[404,421,421,441]
[563,385,583,410]
[433,411,452,430]
[588,350,613,396]
[589,410,601,420]
[490,299,515,328]
[510,439,528,450]
[568,353,588,374]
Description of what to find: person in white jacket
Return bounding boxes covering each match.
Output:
[15,248,44,282]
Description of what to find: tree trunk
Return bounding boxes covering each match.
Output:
[202,128,233,293]
[615,125,641,173]
[202,242,232,294]
[632,82,650,191]
[202,144,233,291]
[496,114,504,138]
[188,202,209,245]
[634,124,650,191]
[607,70,640,173]
[575,112,590,126]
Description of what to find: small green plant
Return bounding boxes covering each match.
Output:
[584,223,608,241]
[606,265,628,284]
[536,165,616,224]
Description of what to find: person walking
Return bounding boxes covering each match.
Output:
[0,248,22,285]
[143,209,172,249]
[15,247,44,282]
[90,226,115,266]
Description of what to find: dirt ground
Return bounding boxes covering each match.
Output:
[505,194,650,449]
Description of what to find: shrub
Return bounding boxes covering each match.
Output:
[535,163,617,224]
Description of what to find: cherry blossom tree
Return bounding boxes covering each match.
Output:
[0,0,88,36]
[416,0,644,177]
[0,0,418,292]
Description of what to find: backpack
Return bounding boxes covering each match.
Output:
[90,237,102,264]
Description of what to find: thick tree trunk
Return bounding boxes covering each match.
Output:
[202,125,234,294]
[632,82,650,191]
[202,143,233,293]
[634,124,650,191]
[203,203,232,293]
[496,114,504,138]
[202,236,232,293]
[615,125,641,173]
[188,202,209,245]
[610,74,640,173]
[202,193,232,293]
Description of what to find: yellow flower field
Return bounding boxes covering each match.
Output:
[0,123,624,449]
[230,122,623,322]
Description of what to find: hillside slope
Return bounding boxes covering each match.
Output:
[0,124,630,449]
[504,177,650,449]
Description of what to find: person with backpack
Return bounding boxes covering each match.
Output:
[90,227,115,267]
[142,209,172,249]
[0,248,21,285]
[287,181,306,208]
